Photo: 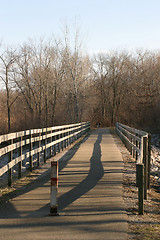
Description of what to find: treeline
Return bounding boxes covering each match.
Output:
[0,37,160,134]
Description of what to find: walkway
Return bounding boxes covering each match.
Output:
[0,129,128,240]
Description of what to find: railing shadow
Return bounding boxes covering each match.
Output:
[24,132,104,218]
[0,133,90,219]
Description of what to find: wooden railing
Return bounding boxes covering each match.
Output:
[116,122,151,214]
[0,122,90,186]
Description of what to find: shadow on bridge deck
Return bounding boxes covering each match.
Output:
[0,128,128,240]
[58,132,104,211]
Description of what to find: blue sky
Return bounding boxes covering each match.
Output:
[1,0,160,54]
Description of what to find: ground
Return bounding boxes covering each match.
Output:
[113,130,160,240]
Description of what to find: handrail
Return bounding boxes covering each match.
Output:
[115,122,151,214]
[115,122,148,163]
[0,122,90,186]
[116,122,147,137]
[0,122,88,144]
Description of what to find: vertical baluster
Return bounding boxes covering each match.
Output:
[37,131,41,166]
[8,139,13,186]
[49,130,52,158]
[147,134,151,189]
[53,130,56,156]
[44,129,47,163]
[143,136,148,200]
[18,136,22,178]
[29,132,33,171]
[58,133,60,152]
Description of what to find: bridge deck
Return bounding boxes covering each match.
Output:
[0,128,128,240]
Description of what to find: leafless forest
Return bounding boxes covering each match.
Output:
[0,35,160,134]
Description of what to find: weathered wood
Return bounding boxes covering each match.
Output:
[137,163,144,215]
[116,122,151,213]
[18,136,22,178]
[43,129,47,163]
[147,134,151,189]
[37,132,41,166]
[136,133,138,160]
[49,130,52,158]
[143,136,148,200]
[8,139,13,186]
[0,122,90,186]
[29,133,33,171]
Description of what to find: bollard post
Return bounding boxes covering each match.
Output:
[50,161,59,216]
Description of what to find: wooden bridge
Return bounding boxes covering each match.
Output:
[0,122,150,240]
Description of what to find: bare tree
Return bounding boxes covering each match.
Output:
[58,22,90,123]
[0,48,19,132]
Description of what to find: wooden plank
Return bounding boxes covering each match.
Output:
[0,122,90,178]
[116,128,141,154]
[118,125,141,142]
[137,163,144,215]
[0,123,88,145]
[0,126,83,157]
[18,136,22,178]
[117,122,147,136]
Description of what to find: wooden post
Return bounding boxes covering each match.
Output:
[143,136,148,200]
[52,131,56,156]
[66,129,69,147]
[8,139,13,186]
[80,124,83,137]
[133,137,135,159]
[130,136,133,155]
[136,164,139,187]
[64,129,66,148]
[18,136,22,178]
[58,134,60,153]
[147,134,151,189]
[69,128,71,145]
[136,134,138,161]
[49,130,52,158]
[72,128,74,143]
[37,132,41,167]
[51,130,53,156]
[61,132,63,151]
[29,133,33,171]
[139,138,141,156]
[44,130,47,163]
[137,163,144,215]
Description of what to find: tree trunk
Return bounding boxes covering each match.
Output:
[52,85,57,126]
[6,70,11,133]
